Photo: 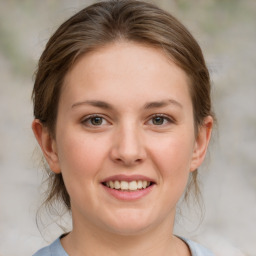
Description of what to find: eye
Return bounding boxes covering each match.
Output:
[82,115,109,127]
[152,116,165,125]
[147,114,174,126]
[91,116,104,125]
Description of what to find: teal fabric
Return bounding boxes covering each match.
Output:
[33,236,214,256]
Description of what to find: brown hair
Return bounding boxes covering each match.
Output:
[33,0,214,212]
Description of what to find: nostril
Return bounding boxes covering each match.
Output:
[110,135,147,165]
[113,156,144,166]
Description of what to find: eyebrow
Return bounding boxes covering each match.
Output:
[144,99,183,109]
[72,100,113,109]
[71,99,182,110]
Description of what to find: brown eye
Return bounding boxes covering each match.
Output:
[82,115,108,127]
[90,117,103,126]
[147,114,174,127]
[152,116,165,125]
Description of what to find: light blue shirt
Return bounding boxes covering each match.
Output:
[33,236,214,256]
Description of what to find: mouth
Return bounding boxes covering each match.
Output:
[102,180,154,191]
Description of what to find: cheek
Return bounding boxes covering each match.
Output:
[147,131,195,189]
[56,133,108,180]
[151,132,194,166]
[55,134,110,208]
[145,134,195,213]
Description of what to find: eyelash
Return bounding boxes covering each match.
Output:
[81,114,175,128]
[147,114,175,126]
[81,114,109,127]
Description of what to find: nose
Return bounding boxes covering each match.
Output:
[110,123,147,166]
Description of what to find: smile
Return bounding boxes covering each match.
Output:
[103,180,152,191]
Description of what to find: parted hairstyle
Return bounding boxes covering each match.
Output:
[32,0,214,212]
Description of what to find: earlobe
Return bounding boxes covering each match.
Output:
[32,119,61,174]
[190,116,213,172]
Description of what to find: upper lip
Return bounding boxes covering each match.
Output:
[101,174,156,183]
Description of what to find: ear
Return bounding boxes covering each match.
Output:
[190,116,213,172]
[32,119,61,174]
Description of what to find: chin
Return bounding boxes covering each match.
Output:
[102,210,158,236]
[108,223,152,236]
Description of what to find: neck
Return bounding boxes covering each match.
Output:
[61,214,190,256]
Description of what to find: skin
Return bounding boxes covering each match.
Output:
[32,41,212,256]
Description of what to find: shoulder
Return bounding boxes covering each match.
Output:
[32,236,214,256]
[179,237,215,256]
[32,238,68,256]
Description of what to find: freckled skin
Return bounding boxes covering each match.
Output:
[33,41,212,255]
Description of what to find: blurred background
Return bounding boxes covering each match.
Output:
[0,0,255,255]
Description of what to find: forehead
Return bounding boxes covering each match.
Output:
[61,41,192,110]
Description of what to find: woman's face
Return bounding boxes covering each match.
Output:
[40,41,211,235]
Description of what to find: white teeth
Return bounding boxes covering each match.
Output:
[105,180,152,191]
[129,181,137,191]
[109,181,114,189]
[120,181,129,190]
[114,180,120,189]
[137,180,143,189]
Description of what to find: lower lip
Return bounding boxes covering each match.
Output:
[102,184,154,201]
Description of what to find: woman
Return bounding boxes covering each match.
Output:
[32,0,214,255]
